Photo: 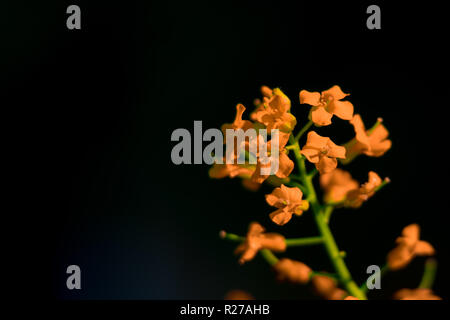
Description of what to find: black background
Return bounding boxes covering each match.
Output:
[3,1,448,300]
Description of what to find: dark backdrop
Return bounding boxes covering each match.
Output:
[3,1,447,299]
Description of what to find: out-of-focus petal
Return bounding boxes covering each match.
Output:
[414,241,435,256]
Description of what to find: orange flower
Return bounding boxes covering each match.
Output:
[345,171,386,208]
[299,85,354,126]
[273,259,312,284]
[387,224,435,270]
[301,131,346,174]
[222,103,254,133]
[311,275,346,300]
[251,132,294,183]
[224,290,254,300]
[343,115,391,164]
[320,169,359,203]
[265,184,308,225]
[251,87,297,133]
[393,288,441,300]
[344,296,359,300]
[209,162,255,179]
[234,222,286,264]
[241,179,262,191]
[221,104,255,161]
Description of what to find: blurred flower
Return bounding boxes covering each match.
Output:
[311,275,347,300]
[343,115,391,164]
[265,184,308,225]
[345,171,386,208]
[299,85,354,126]
[251,87,297,133]
[320,168,359,203]
[273,258,312,284]
[241,178,262,191]
[301,131,346,174]
[234,222,286,264]
[393,288,441,300]
[209,162,255,179]
[224,289,254,300]
[387,224,435,270]
[344,296,359,300]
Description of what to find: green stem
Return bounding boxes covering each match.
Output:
[260,249,279,266]
[221,232,279,266]
[323,206,334,224]
[374,178,390,193]
[310,271,339,281]
[285,236,324,247]
[419,258,437,289]
[308,168,318,179]
[294,120,313,142]
[291,141,367,300]
[220,231,245,242]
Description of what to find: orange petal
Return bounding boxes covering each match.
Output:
[310,106,333,126]
[350,114,370,147]
[401,224,420,241]
[224,290,254,300]
[260,233,287,252]
[299,90,321,106]
[365,139,392,157]
[247,222,265,236]
[266,193,282,208]
[327,143,346,159]
[311,275,337,299]
[369,123,390,142]
[261,86,273,98]
[316,156,338,174]
[387,244,413,270]
[275,153,294,179]
[305,131,329,149]
[414,241,435,256]
[329,100,354,120]
[241,179,262,191]
[301,147,320,163]
[273,258,311,284]
[269,208,293,226]
[238,247,259,264]
[322,85,349,101]
[285,184,303,203]
[272,88,291,112]
[209,164,229,179]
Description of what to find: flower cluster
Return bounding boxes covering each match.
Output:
[213,85,440,300]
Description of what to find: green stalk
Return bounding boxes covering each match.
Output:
[285,236,324,247]
[419,258,437,289]
[260,249,279,266]
[294,120,313,142]
[292,141,367,300]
